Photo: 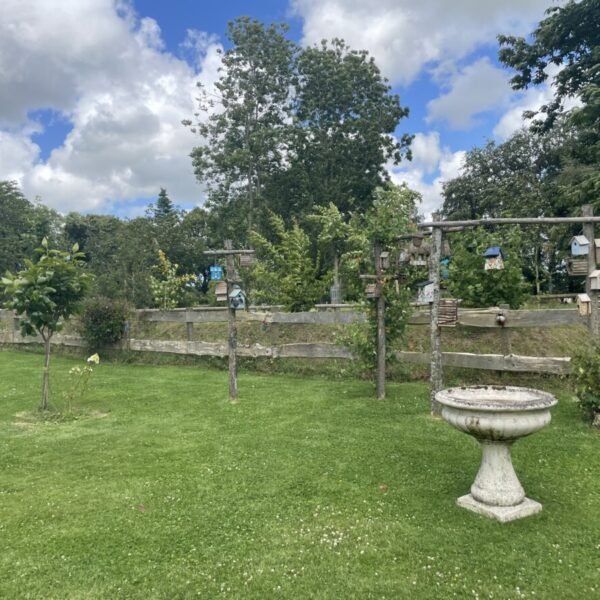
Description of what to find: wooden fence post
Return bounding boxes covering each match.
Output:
[374,241,386,400]
[225,240,238,402]
[498,304,512,355]
[583,205,600,337]
[429,215,443,416]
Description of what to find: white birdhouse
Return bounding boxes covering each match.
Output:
[577,293,591,316]
[570,235,589,256]
[416,281,434,305]
[229,284,247,310]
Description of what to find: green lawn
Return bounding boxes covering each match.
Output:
[1,350,598,599]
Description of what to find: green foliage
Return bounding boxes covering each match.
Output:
[62,353,99,415]
[571,344,600,422]
[249,213,329,311]
[79,296,130,350]
[149,250,195,309]
[446,227,527,308]
[1,239,91,410]
[1,239,91,339]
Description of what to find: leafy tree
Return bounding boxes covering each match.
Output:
[498,0,600,131]
[288,39,412,218]
[249,213,329,311]
[1,239,91,410]
[149,250,195,309]
[187,18,296,240]
[0,181,34,276]
[446,227,527,309]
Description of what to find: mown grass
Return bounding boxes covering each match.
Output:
[1,349,598,599]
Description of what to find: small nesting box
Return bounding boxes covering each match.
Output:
[595,239,600,264]
[577,293,591,316]
[379,251,390,271]
[589,269,600,291]
[483,247,504,271]
[365,283,379,299]
[570,235,589,256]
[416,280,434,305]
[567,258,588,276]
[239,253,254,268]
[209,264,223,281]
[409,241,430,267]
[438,298,459,327]
[215,281,228,303]
[228,284,247,310]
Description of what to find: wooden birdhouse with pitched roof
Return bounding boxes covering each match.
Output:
[570,235,590,256]
[484,247,504,271]
[589,269,600,291]
[577,293,591,316]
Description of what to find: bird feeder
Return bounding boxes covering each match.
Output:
[566,258,588,276]
[229,284,247,310]
[577,293,591,316]
[379,251,390,271]
[365,283,379,299]
[239,253,254,268]
[210,264,223,281]
[570,235,589,256]
[589,270,600,291]
[215,281,228,303]
[439,298,459,327]
[416,280,434,305]
[483,247,504,271]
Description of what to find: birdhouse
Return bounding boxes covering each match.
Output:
[408,240,430,267]
[441,238,451,258]
[589,269,600,291]
[439,298,459,327]
[570,235,589,256]
[239,253,254,268]
[577,293,591,316]
[483,247,504,271]
[228,284,247,310]
[398,249,410,265]
[440,257,450,280]
[595,239,600,264]
[365,283,379,299]
[215,281,228,303]
[412,234,424,247]
[379,251,390,271]
[566,258,588,276]
[416,280,434,305]
[209,264,223,281]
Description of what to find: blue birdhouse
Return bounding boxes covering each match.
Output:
[209,264,223,281]
[483,247,504,271]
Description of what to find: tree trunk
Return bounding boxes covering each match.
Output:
[41,333,51,411]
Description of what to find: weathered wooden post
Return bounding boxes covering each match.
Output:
[582,205,600,337]
[224,240,239,402]
[498,303,512,355]
[374,241,386,400]
[186,311,194,342]
[429,214,443,416]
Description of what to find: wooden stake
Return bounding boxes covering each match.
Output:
[224,240,238,402]
[582,205,600,337]
[429,218,443,416]
[374,242,386,400]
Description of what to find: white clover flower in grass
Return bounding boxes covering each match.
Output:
[87,354,100,365]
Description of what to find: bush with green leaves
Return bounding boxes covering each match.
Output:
[446,226,527,308]
[571,345,600,424]
[79,296,130,351]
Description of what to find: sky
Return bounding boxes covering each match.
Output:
[0,0,563,219]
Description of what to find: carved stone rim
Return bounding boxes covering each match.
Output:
[435,385,557,412]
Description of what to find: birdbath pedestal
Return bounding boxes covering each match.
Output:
[435,386,557,522]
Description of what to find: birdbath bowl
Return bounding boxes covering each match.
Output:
[435,386,557,522]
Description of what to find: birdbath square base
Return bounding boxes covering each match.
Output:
[457,494,542,523]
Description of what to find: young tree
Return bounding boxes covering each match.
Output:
[1,239,91,410]
[149,250,195,309]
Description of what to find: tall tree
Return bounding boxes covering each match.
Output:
[187,18,296,241]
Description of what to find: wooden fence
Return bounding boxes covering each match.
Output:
[0,305,585,375]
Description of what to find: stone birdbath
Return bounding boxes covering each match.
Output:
[435,385,557,522]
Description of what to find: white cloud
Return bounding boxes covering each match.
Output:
[0,0,221,213]
[390,132,465,218]
[292,0,553,85]
[426,58,510,129]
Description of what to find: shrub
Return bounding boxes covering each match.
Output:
[79,296,130,350]
[571,344,600,425]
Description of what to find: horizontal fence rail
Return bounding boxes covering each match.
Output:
[0,305,580,374]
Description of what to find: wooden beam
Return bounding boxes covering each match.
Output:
[418,216,600,228]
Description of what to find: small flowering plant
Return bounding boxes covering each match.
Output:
[63,354,100,414]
